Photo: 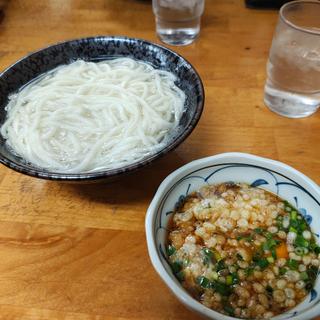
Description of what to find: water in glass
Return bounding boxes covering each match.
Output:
[264,1,320,118]
[153,0,205,46]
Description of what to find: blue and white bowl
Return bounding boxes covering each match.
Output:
[145,152,320,320]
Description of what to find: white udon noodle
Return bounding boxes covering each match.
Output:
[1,58,185,173]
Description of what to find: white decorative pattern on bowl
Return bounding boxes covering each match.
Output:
[145,153,320,320]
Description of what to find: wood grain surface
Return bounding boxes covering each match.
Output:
[0,1,319,319]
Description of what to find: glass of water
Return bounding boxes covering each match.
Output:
[264,0,320,118]
[152,0,205,46]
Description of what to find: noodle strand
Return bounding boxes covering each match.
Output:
[1,58,185,173]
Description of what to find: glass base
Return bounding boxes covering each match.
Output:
[264,81,320,118]
[157,29,198,46]
[155,17,200,46]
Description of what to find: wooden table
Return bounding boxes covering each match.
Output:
[0,1,319,319]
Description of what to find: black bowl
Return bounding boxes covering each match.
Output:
[0,36,204,182]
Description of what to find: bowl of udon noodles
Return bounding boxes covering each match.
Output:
[0,36,204,181]
[146,153,320,320]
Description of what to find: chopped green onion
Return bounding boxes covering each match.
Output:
[237,234,253,242]
[262,239,279,251]
[211,271,219,280]
[202,247,215,266]
[265,232,273,240]
[167,244,176,256]
[257,258,269,270]
[309,241,316,249]
[299,223,307,232]
[211,281,232,296]
[292,219,307,233]
[223,305,235,316]
[216,260,226,272]
[202,248,213,257]
[176,271,185,281]
[300,272,309,281]
[295,235,309,248]
[290,211,297,220]
[244,267,254,276]
[271,248,277,259]
[171,261,183,273]
[226,275,233,285]
[279,267,287,275]
[290,220,299,229]
[276,215,283,221]
[289,226,297,233]
[254,228,263,234]
[214,250,222,261]
[203,247,214,256]
[231,272,239,285]
[267,256,275,264]
[284,200,295,212]
[196,276,211,289]
[287,259,298,270]
[276,216,284,229]
[262,242,269,251]
[309,242,320,254]
[307,265,319,280]
[295,247,305,256]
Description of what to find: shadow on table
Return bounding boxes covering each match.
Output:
[58,151,187,205]
[0,0,9,23]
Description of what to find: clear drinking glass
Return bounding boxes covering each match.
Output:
[152,0,205,46]
[264,0,320,118]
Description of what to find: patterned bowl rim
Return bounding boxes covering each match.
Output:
[0,35,204,181]
[145,152,320,320]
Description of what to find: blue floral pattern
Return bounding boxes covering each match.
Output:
[310,289,318,303]
[294,196,313,225]
[251,178,269,188]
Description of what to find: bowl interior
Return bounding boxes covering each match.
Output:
[152,155,320,320]
[0,36,204,180]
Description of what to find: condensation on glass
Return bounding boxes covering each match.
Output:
[264,0,320,118]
